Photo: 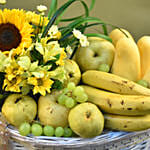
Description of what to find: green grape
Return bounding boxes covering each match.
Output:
[64,127,73,137]
[65,97,75,108]
[67,82,76,90]
[55,127,64,137]
[75,93,88,103]
[62,88,69,94]
[58,94,68,105]
[43,125,54,136]
[19,122,31,136]
[137,80,148,88]
[98,64,110,73]
[31,124,43,136]
[73,86,84,97]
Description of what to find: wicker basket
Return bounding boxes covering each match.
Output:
[1,113,150,150]
[0,125,149,150]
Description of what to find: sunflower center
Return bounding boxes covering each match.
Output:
[37,79,43,86]
[0,23,22,51]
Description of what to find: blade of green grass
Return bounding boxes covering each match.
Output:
[89,0,96,11]
[48,0,57,20]
[60,15,83,22]
[42,0,93,37]
[56,0,89,25]
[61,16,106,36]
[85,33,112,42]
[42,0,76,37]
[102,24,108,35]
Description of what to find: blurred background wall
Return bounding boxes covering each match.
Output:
[1,0,150,41]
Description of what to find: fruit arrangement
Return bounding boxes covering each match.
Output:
[1,0,150,141]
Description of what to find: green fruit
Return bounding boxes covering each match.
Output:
[64,127,73,137]
[75,37,115,72]
[19,122,31,136]
[68,103,104,138]
[65,97,75,108]
[38,92,69,128]
[137,80,148,88]
[43,125,54,136]
[31,124,43,136]
[55,127,64,137]
[64,59,81,85]
[98,64,110,72]
[73,86,84,96]
[67,82,76,90]
[2,94,37,127]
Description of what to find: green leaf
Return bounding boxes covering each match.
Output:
[51,79,63,90]
[30,49,43,65]
[89,0,96,11]
[102,24,108,35]
[48,0,58,20]
[60,15,83,22]
[62,16,105,36]
[42,0,92,37]
[85,33,112,43]
[56,0,89,25]
[42,0,76,38]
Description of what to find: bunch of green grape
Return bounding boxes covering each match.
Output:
[57,82,88,108]
[19,122,73,137]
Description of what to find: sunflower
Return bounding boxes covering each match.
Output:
[0,9,33,55]
[26,11,49,26]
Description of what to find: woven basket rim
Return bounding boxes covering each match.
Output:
[6,125,150,148]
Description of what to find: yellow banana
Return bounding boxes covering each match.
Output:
[109,28,134,46]
[111,38,141,81]
[104,113,150,132]
[82,70,150,95]
[82,85,150,116]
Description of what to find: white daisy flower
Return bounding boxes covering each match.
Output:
[80,35,89,47]
[37,5,47,12]
[72,29,83,39]
[73,28,89,47]
[0,0,6,4]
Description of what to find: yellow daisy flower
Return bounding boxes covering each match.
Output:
[3,76,22,92]
[28,76,53,96]
[5,62,24,81]
[0,9,33,55]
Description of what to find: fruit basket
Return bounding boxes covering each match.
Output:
[1,120,150,150]
[1,0,150,150]
[1,112,150,150]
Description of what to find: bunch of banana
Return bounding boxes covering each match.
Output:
[81,70,150,132]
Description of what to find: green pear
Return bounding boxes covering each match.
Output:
[75,37,115,72]
[2,94,37,127]
[38,91,69,128]
[64,59,81,85]
[68,103,104,138]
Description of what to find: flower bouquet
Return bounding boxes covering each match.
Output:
[1,0,150,150]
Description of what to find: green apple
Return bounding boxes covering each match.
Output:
[2,94,37,127]
[38,91,69,128]
[75,37,115,72]
[68,103,104,138]
[64,59,81,85]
